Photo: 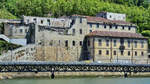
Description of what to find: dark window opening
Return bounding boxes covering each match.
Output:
[80,29,82,34]
[89,30,92,33]
[106,40,109,46]
[41,20,43,24]
[109,25,112,29]
[96,23,99,28]
[114,40,116,47]
[72,29,75,35]
[122,26,124,30]
[98,39,102,46]
[141,52,144,56]
[33,18,37,23]
[115,25,118,29]
[80,18,82,23]
[128,51,130,56]
[128,26,131,30]
[104,25,106,28]
[99,50,102,55]
[80,41,82,46]
[20,29,23,33]
[135,51,137,56]
[47,19,50,25]
[114,51,116,55]
[72,41,75,46]
[106,50,109,55]
[25,29,28,33]
[65,40,68,47]
[120,39,124,45]
[121,51,124,55]
[90,24,92,28]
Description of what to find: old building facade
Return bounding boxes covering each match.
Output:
[85,31,148,63]
[2,12,149,63]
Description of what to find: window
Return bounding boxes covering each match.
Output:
[90,24,92,28]
[128,51,130,56]
[72,41,75,46]
[114,40,116,47]
[128,26,131,30]
[121,51,124,55]
[120,39,124,45]
[114,51,116,55]
[115,25,118,29]
[106,40,109,46]
[80,41,82,46]
[80,18,82,23]
[109,25,112,29]
[80,29,82,34]
[99,50,102,55]
[98,39,102,46]
[89,30,92,33]
[72,29,75,35]
[135,51,137,56]
[141,52,144,56]
[65,40,68,47]
[122,26,124,30]
[33,18,37,23]
[141,41,144,48]
[104,25,106,28]
[110,15,112,18]
[25,29,28,33]
[47,19,50,25]
[106,50,109,55]
[134,41,137,48]
[41,20,43,24]
[128,40,130,48]
[96,23,99,28]
[88,40,90,46]
[20,29,23,33]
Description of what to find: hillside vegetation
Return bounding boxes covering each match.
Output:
[0,0,150,47]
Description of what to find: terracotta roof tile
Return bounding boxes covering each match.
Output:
[86,31,146,39]
[71,14,132,25]
[86,16,131,25]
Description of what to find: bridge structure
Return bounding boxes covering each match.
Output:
[0,62,150,78]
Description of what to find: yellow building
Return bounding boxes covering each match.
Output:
[85,31,148,63]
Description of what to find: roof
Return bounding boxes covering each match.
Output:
[86,31,147,39]
[71,14,133,25]
[86,16,131,25]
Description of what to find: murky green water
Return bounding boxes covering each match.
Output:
[0,77,150,84]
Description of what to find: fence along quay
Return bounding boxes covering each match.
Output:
[0,62,150,78]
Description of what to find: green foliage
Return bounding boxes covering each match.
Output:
[0,40,22,55]
[0,0,150,47]
[0,9,17,19]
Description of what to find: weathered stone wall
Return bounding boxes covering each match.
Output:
[35,46,81,62]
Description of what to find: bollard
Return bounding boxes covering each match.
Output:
[124,72,128,78]
[51,72,55,79]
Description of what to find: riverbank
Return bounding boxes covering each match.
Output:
[1,72,150,80]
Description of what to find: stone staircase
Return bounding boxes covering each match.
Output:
[0,44,36,62]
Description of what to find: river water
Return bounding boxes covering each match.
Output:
[0,77,150,84]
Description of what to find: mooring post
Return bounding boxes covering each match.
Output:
[124,72,128,78]
[51,72,55,79]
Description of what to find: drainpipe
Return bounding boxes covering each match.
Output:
[93,37,95,62]
[110,38,113,62]
[131,39,133,64]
